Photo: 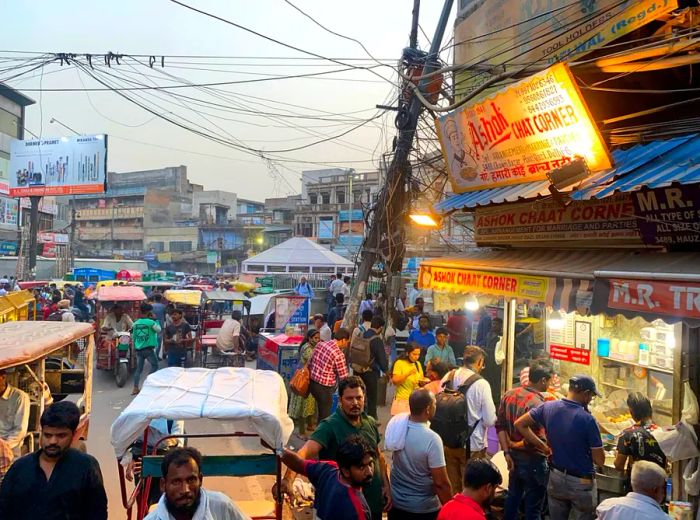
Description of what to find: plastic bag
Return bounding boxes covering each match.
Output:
[683,457,700,496]
[682,382,699,425]
[495,337,505,366]
[653,420,700,462]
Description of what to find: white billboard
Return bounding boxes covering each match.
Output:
[9,135,107,196]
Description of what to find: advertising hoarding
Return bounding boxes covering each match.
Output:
[0,197,18,228]
[0,157,9,195]
[436,63,611,193]
[9,135,107,196]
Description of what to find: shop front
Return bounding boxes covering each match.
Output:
[419,249,700,501]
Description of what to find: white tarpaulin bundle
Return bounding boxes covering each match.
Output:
[110,367,294,458]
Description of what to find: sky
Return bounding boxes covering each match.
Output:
[1,0,455,201]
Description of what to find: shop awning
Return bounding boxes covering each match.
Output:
[434,134,700,214]
[418,249,632,312]
[591,252,700,326]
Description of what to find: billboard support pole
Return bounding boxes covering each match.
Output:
[28,195,40,275]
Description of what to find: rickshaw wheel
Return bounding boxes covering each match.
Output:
[115,363,128,387]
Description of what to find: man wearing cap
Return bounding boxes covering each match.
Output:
[515,374,604,520]
[57,299,76,322]
[0,369,30,456]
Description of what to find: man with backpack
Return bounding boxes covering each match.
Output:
[328,293,347,332]
[351,316,389,420]
[48,299,75,322]
[433,346,496,495]
[351,309,374,343]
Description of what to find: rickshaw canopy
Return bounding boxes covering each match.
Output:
[204,290,249,302]
[18,281,49,290]
[95,279,123,290]
[130,281,176,289]
[5,290,35,309]
[0,321,95,370]
[116,269,142,281]
[93,285,147,302]
[110,367,293,458]
[164,289,202,306]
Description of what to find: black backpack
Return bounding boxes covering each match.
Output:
[47,310,64,322]
[430,370,483,450]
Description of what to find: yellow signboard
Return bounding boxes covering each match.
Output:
[418,264,548,301]
[436,63,611,193]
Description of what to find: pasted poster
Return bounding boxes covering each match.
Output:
[435,63,611,193]
[632,184,700,247]
[9,135,107,196]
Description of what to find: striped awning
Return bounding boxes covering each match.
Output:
[418,249,633,312]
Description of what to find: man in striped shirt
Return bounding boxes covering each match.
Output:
[310,329,350,421]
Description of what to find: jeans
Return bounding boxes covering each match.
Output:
[388,508,438,520]
[547,468,597,520]
[167,349,191,368]
[359,370,379,420]
[134,347,159,388]
[504,453,549,520]
[309,380,335,422]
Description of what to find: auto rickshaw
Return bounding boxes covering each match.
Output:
[5,290,38,320]
[111,367,292,520]
[163,289,203,365]
[199,290,252,368]
[0,321,95,454]
[93,285,147,387]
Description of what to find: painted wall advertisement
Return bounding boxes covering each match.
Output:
[632,185,700,247]
[9,135,107,196]
[453,0,677,98]
[474,193,640,244]
[436,63,611,193]
[418,264,548,301]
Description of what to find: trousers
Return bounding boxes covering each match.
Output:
[309,380,335,422]
[359,370,379,420]
[133,347,159,388]
[388,508,439,520]
[547,468,597,520]
[444,446,487,496]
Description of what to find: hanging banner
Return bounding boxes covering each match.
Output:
[418,264,548,301]
[436,63,611,193]
[9,135,107,196]
[632,184,700,247]
[475,193,640,244]
[606,278,700,319]
[274,295,310,331]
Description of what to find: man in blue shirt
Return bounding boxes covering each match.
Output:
[407,314,436,364]
[515,374,605,520]
[294,277,315,299]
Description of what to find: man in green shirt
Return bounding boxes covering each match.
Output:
[132,303,161,395]
[424,327,457,370]
[276,376,391,519]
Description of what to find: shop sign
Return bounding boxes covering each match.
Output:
[632,184,700,247]
[9,135,107,196]
[0,241,17,255]
[0,196,18,227]
[607,278,700,320]
[42,243,57,258]
[418,264,548,301]
[206,251,218,264]
[550,344,591,365]
[38,232,69,244]
[20,196,59,215]
[474,193,639,244]
[436,63,611,194]
[453,0,677,99]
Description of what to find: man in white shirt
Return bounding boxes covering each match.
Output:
[408,283,422,307]
[102,305,134,340]
[439,345,497,495]
[329,274,346,297]
[313,314,332,342]
[0,370,30,456]
[597,461,670,520]
[146,446,249,520]
[216,310,242,352]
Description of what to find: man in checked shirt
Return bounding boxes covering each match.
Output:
[309,328,350,422]
[496,359,555,520]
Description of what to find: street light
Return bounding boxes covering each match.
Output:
[409,212,442,227]
[464,293,480,312]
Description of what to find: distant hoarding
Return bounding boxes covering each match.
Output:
[0,197,18,228]
[0,157,9,195]
[9,135,107,196]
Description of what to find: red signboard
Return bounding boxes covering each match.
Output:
[607,278,700,320]
[550,344,590,365]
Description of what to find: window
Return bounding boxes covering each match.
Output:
[169,240,192,252]
[353,190,362,203]
[309,193,318,204]
[246,264,265,272]
[321,192,330,205]
[148,241,165,252]
[289,265,310,273]
[336,190,345,204]
[0,108,19,139]
[299,223,313,237]
[267,265,287,272]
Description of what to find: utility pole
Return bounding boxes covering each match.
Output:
[69,199,76,268]
[27,196,40,276]
[342,0,453,329]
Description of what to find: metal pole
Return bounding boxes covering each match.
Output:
[28,196,40,274]
[409,0,421,49]
[70,197,76,268]
[348,170,353,253]
[342,0,454,330]
[110,201,115,258]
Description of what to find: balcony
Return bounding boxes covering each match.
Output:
[78,226,144,241]
[75,206,144,221]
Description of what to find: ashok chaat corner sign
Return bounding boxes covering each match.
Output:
[435,63,611,193]
[418,264,548,301]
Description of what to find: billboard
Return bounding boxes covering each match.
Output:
[0,157,9,195]
[0,196,18,228]
[435,63,611,193]
[9,135,107,196]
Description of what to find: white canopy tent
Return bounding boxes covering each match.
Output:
[241,237,354,275]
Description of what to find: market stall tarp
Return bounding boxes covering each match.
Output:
[241,237,353,274]
[0,322,94,369]
[110,367,294,457]
[592,252,700,326]
[419,249,632,312]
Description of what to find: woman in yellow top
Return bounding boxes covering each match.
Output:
[390,344,427,415]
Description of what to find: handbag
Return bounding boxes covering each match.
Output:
[290,348,312,398]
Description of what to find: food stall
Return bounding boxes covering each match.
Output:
[257,295,310,392]
[419,249,700,503]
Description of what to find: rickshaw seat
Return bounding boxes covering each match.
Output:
[204,319,224,330]
[140,453,277,478]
